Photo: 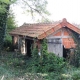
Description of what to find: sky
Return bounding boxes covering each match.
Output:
[12,0,80,26]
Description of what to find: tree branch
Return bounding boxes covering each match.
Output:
[22,0,45,19]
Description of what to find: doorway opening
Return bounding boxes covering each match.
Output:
[63,46,69,58]
[26,39,33,57]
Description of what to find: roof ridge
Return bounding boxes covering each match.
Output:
[21,21,62,27]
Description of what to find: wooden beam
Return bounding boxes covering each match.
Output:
[47,36,72,39]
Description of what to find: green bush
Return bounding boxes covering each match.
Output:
[71,46,80,67]
[31,39,66,73]
[70,32,80,67]
[3,34,13,51]
[42,52,65,73]
[1,49,80,80]
[72,70,80,80]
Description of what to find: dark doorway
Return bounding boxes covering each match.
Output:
[63,46,69,58]
[26,39,33,57]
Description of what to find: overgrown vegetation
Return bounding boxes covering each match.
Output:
[0,38,80,80]
[69,31,80,67]
[3,10,17,51]
[0,51,80,79]
[31,39,65,73]
[1,34,80,80]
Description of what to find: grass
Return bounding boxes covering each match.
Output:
[0,51,80,80]
[0,51,45,80]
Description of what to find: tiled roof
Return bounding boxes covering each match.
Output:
[10,18,80,39]
[10,21,61,38]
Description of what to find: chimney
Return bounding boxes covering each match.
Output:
[62,18,67,22]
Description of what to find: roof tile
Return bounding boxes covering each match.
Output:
[10,19,80,39]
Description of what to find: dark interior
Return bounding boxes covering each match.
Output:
[63,46,69,58]
[26,39,33,57]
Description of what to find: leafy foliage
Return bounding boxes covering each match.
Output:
[7,10,17,32]
[30,39,65,73]
[72,70,80,80]
[0,0,10,52]
[69,31,80,67]
[16,0,50,19]
[0,37,80,80]
[3,10,17,51]
[0,0,10,13]
[1,44,80,80]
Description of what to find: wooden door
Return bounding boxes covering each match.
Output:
[47,38,63,57]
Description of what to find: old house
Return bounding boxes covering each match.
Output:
[10,18,80,58]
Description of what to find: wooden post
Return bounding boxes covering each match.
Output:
[21,38,26,55]
[69,48,74,64]
[12,36,18,50]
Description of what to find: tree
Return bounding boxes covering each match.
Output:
[3,9,17,51]
[7,9,17,32]
[15,0,49,18]
[0,0,10,52]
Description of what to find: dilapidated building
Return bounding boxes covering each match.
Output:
[10,18,80,58]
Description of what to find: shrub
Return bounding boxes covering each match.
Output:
[31,39,66,73]
[70,31,80,67]
[72,70,80,80]
[71,46,80,67]
[3,34,13,51]
[41,52,65,73]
